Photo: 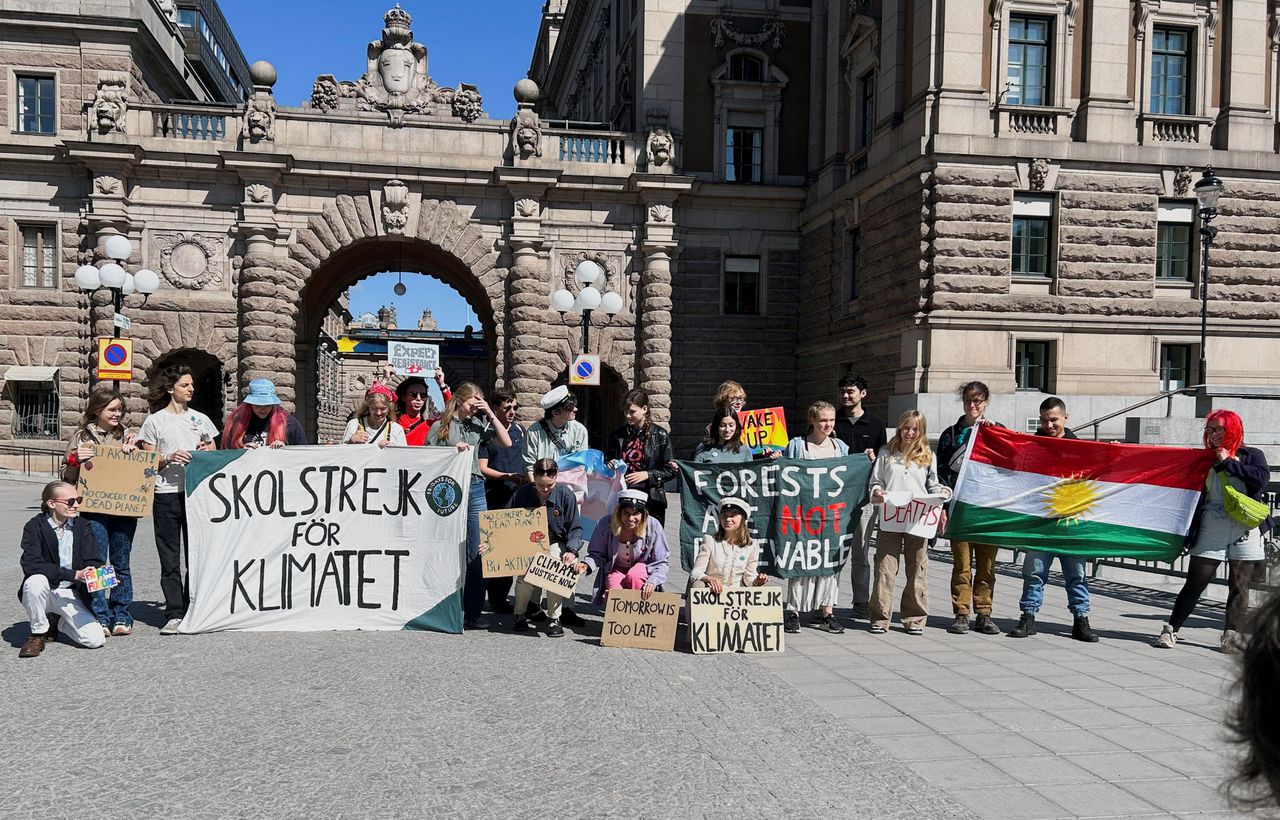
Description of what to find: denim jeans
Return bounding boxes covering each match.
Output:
[83,512,138,627]
[1019,551,1090,616]
[464,476,488,622]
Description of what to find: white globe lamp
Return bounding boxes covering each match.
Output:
[600,290,624,316]
[575,285,602,311]
[120,273,136,295]
[133,268,160,295]
[97,263,127,289]
[102,234,132,262]
[551,289,575,313]
[574,259,602,286]
[74,264,101,291]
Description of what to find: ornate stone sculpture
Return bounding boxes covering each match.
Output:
[245,183,272,204]
[382,179,410,235]
[514,198,539,218]
[510,79,542,160]
[646,127,674,169]
[1028,158,1050,191]
[709,15,787,50]
[92,72,129,135]
[1173,166,1193,197]
[648,204,672,224]
[156,232,223,290]
[93,175,122,196]
[307,5,484,127]
[241,61,278,143]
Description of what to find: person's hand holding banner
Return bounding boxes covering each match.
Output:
[880,491,950,538]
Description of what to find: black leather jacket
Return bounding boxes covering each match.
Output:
[605,423,676,508]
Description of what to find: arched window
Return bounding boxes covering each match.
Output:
[728,53,764,82]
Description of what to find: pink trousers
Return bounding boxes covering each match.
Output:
[605,562,649,594]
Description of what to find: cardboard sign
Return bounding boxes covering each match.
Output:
[569,354,601,386]
[84,565,119,593]
[96,338,133,381]
[601,589,681,651]
[737,407,788,454]
[880,492,948,538]
[77,446,158,517]
[478,507,549,578]
[688,585,785,654]
[521,551,582,599]
[388,342,439,376]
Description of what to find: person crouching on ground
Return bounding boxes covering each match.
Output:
[869,410,950,636]
[580,489,670,607]
[18,481,107,657]
[689,497,768,592]
[496,458,583,637]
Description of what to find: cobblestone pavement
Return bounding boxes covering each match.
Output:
[0,476,1256,819]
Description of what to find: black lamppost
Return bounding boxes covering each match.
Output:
[74,234,161,386]
[551,259,624,435]
[1193,166,1223,386]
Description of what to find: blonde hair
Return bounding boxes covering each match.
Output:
[807,400,836,430]
[889,410,932,467]
[714,380,747,408]
[356,392,395,428]
[610,503,648,539]
[715,509,752,547]
[430,382,482,444]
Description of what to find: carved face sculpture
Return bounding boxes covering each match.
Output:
[517,125,539,154]
[95,96,122,128]
[378,48,415,94]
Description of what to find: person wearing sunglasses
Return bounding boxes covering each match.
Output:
[17,481,107,657]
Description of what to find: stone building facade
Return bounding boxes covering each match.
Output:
[2,0,1278,458]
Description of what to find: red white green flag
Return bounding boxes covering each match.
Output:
[946,425,1215,560]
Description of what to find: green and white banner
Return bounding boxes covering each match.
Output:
[178,445,471,634]
[677,455,872,578]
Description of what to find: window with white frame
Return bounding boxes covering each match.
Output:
[725,121,763,184]
[18,224,56,289]
[16,74,56,134]
[723,256,761,315]
[1160,344,1193,391]
[711,50,788,184]
[1150,27,1191,115]
[1007,16,1052,106]
[857,71,876,150]
[1015,340,1053,392]
[1011,194,1054,277]
[1156,200,1194,282]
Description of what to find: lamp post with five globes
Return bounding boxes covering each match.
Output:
[551,258,624,435]
[73,234,161,385]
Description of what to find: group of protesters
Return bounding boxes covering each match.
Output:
[16,365,1274,664]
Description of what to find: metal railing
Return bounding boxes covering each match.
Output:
[1072,385,1199,440]
[0,444,63,477]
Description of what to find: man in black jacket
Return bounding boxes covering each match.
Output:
[18,481,107,657]
[833,374,886,618]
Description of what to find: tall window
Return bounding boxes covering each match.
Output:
[858,71,876,150]
[1011,194,1054,277]
[1150,27,1190,115]
[12,380,59,439]
[723,256,761,315]
[844,229,861,301]
[1160,344,1193,391]
[729,54,764,83]
[1015,341,1052,392]
[726,127,763,183]
[1007,16,1051,106]
[19,224,56,289]
[16,75,56,134]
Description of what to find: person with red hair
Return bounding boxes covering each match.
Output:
[222,379,306,449]
[1155,410,1272,652]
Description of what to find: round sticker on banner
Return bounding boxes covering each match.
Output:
[103,342,128,366]
[425,475,463,517]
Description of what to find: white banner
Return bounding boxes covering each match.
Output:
[880,491,948,539]
[179,445,470,633]
[388,341,439,377]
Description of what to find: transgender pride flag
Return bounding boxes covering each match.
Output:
[946,425,1215,561]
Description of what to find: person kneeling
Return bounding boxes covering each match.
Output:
[580,489,670,609]
[18,481,108,657]
[689,497,768,593]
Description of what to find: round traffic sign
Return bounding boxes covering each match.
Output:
[575,360,594,380]
[103,342,128,366]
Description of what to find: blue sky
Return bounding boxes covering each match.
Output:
[222,0,544,330]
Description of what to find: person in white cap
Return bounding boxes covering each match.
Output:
[689,497,769,593]
[578,489,670,606]
[522,385,589,480]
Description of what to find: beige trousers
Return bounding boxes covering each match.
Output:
[870,531,929,629]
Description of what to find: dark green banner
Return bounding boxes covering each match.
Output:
[677,455,872,578]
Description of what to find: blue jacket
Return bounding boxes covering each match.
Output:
[18,513,103,610]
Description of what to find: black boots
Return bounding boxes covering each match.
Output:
[1008,613,1036,638]
[1072,615,1099,643]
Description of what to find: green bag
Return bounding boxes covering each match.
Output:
[1217,471,1270,528]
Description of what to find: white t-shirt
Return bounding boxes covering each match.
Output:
[137,408,220,494]
[341,418,407,446]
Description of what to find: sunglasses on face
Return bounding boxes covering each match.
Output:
[406,392,428,398]
[54,497,83,506]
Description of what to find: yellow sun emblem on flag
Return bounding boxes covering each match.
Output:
[1043,476,1102,525]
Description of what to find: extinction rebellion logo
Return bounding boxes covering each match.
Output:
[425,475,463,517]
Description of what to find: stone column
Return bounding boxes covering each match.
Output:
[506,237,556,426]
[233,178,295,410]
[1217,0,1272,151]
[637,237,675,427]
[1078,0,1136,142]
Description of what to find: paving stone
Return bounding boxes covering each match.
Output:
[985,754,1098,786]
[1119,778,1233,814]
[1032,782,1162,817]
[947,784,1073,820]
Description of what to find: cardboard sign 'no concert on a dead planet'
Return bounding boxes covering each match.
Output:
[601,589,681,651]
[77,446,158,517]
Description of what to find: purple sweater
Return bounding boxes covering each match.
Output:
[583,515,671,602]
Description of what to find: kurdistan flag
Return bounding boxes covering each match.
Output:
[946,425,1216,560]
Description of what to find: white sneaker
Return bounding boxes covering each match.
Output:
[1220,629,1244,654]
[1154,623,1177,649]
[160,618,182,635]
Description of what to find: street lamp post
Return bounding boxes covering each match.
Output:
[551,259,624,436]
[74,234,161,385]
[1193,166,1223,387]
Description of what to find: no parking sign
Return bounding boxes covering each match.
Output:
[96,337,133,381]
[569,353,601,386]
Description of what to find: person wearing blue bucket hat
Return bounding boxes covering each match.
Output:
[222,379,307,449]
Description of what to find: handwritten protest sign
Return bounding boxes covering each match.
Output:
[388,342,439,376]
[601,589,680,651]
[737,407,788,454]
[179,445,471,633]
[880,492,949,538]
[84,565,118,594]
[677,455,872,578]
[522,551,581,599]
[478,507,548,578]
[688,585,785,654]
[77,446,158,517]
